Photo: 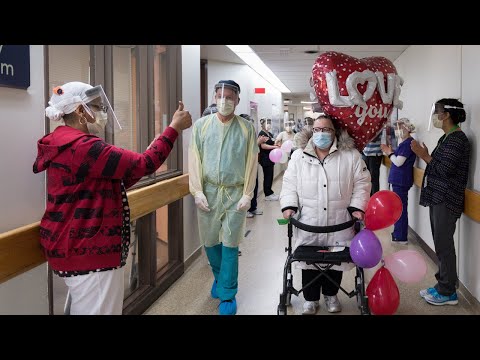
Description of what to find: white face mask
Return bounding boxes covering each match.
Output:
[216,98,235,116]
[87,111,108,135]
[432,114,443,129]
[266,124,272,131]
[285,126,292,133]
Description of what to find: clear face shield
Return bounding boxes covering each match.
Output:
[284,120,295,132]
[212,83,239,117]
[428,102,462,131]
[82,85,122,136]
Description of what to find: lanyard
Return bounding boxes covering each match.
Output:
[440,124,460,144]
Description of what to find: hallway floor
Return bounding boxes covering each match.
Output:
[145,178,479,316]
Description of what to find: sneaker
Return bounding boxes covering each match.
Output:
[424,291,458,306]
[265,194,279,201]
[219,298,237,315]
[302,300,319,315]
[391,234,408,245]
[238,250,242,256]
[211,280,219,299]
[246,212,254,218]
[419,287,437,298]
[324,295,342,313]
[251,209,263,215]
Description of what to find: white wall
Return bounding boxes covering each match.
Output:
[392,45,480,301]
[0,45,48,314]
[181,46,202,262]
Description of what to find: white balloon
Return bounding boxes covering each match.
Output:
[278,150,289,164]
[375,72,395,105]
[281,140,293,152]
[345,70,377,109]
[326,70,353,107]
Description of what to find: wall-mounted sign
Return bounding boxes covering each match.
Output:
[0,45,30,89]
[254,88,265,94]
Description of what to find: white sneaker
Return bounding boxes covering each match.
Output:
[324,295,342,313]
[251,209,263,215]
[265,194,279,201]
[302,300,319,315]
[246,212,254,218]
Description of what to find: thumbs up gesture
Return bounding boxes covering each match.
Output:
[170,101,192,132]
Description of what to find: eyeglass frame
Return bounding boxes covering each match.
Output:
[312,126,335,133]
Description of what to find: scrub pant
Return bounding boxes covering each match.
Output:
[197,181,246,301]
[392,184,410,242]
[63,267,124,315]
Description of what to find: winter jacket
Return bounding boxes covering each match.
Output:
[280,129,371,270]
[33,125,178,272]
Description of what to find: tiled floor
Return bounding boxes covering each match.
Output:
[145,178,479,316]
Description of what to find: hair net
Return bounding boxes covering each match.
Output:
[394,117,416,133]
[45,81,94,122]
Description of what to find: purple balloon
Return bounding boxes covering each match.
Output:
[269,148,283,163]
[349,229,383,268]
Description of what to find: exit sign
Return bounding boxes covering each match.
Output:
[254,88,265,94]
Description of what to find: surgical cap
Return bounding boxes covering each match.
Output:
[214,80,241,94]
[45,81,94,122]
[394,118,416,133]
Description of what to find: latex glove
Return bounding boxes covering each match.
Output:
[194,192,210,212]
[236,195,251,211]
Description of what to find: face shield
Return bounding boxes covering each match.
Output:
[82,85,122,135]
[284,120,295,132]
[428,102,462,131]
[212,82,240,117]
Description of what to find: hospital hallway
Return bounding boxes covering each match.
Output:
[144,177,480,316]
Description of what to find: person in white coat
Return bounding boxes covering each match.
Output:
[280,115,371,315]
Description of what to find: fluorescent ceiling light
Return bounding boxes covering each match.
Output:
[226,45,291,93]
[301,101,316,104]
[303,106,311,110]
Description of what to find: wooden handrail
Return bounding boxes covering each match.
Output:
[0,174,190,285]
[383,156,480,222]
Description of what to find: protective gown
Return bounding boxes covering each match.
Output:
[189,113,258,300]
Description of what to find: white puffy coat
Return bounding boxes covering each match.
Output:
[280,130,371,270]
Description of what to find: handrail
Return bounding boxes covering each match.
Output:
[0,174,190,285]
[383,156,480,222]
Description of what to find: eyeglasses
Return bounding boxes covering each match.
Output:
[88,103,108,113]
[312,127,335,133]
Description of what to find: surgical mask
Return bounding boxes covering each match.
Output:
[87,111,108,135]
[216,98,235,116]
[313,132,333,149]
[432,114,443,129]
[285,126,292,132]
[266,124,272,131]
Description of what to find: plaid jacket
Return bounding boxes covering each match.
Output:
[33,125,177,272]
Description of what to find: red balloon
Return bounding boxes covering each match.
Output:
[366,266,400,315]
[311,51,399,152]
[365,190,402,231]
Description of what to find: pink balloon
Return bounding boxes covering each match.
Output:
[281,140,293,152]
[269,148,283,163]
[384,250,427,284]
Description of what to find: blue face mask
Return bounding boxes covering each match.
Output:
[313,132,333,149]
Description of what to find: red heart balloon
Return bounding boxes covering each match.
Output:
[312,51,401,152]
[366,266,400,315]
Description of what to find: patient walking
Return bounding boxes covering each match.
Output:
[280,115,371,314]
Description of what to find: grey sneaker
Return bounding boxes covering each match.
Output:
[246,212,254,218]
[324,295,342,313]
[265,194,279,201]
[302,300,319,315]
[251,209,263,215]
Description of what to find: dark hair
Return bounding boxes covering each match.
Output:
[315,114,341,139]
[436,98,466,124]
